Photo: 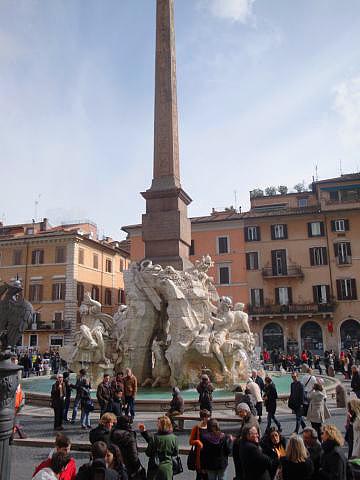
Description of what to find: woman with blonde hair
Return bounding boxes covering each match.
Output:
[280,434,313,480]
[139,415,179,480]
[319,425,347,480]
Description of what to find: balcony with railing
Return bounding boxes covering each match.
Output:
[26,320,72,331]
[248,302,335,316]
[262,265,304,279]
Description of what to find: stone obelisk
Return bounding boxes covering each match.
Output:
[141,0,192,271]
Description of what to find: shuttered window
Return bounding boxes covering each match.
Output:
[271,224,288,240]
[29,284,43,302]
[246,252,259,270]
[245,226,261,241]
[334,242,352,264]
[250,288,264,306]
[275,287,292,305]
[336,279,357,300]
[52,283,66,301]
[313,285,330,304]
[31,249,44,265]
[309,247,328,266]
[307,222,325,237]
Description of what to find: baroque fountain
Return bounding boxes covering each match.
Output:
[61,255,255,388]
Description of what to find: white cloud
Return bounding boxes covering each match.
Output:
[333,76,360,149]
[204,0,255,23]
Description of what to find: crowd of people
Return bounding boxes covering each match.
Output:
[261,347,360,378]
[40,364,360,480]
[17,349,64,377]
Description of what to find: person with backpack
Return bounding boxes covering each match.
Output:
[111,416,144,479]
[197,374,214,412]
[80,377,92,429]
[76,441,119,479]
[70,369,88,424]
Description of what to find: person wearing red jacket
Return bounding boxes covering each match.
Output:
[32,434,76,480]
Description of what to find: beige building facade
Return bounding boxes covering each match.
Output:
[0,219,129,352]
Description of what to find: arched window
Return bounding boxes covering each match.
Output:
[300,321,323,354]
[340,319,360,349]
[263,323,284,351]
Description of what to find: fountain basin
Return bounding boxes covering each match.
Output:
[21,373,339,412]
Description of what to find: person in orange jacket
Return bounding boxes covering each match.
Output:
[189,409,211,479]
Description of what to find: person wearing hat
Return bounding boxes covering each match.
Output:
[166,387,184,430]
[197,374,214,412]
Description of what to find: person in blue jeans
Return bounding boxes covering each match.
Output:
[80,378,92,429]
[71,369,88,423]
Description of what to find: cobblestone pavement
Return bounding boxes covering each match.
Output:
[10,375,353,480]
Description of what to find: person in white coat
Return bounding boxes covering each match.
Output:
[247,378,263,423]
[306,382,330,440]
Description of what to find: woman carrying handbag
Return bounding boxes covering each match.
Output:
[139,416,180,480]
[189,410,211,479]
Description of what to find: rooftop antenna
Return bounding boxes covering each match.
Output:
[34,194,41,222]
[339,159,343,176]
[234,190,238,212]
[315,163,319,181]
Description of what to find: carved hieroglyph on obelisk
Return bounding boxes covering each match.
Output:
[141,0,192,270]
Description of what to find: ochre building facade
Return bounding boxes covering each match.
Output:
[0,219,129,352]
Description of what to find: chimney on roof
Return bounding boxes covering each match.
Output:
[40,218,49,232]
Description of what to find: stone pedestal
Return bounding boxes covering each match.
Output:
[0,355,22,480]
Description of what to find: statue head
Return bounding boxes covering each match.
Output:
[234,302,245,312]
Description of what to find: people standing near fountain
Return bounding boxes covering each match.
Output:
[80,377,92,429]
[62,372,72,423]
[263,377,282,433]
[166,387,184,430]
[111,372,125,398]
[197,374,214,413]
[301,368,317,417]
[70,369,88,424]
[189,409,211,479]
[251,369,265,394]
[107,388,124,419]
[199,418,233,480]
[51,373,66,431]
[90,413,117,446]
[288,372,306,434]
[123,368,138,422]
[97,373,113,417]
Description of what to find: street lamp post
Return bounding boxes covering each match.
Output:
[0,354,22,480]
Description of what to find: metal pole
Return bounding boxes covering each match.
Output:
[0,354,22,480]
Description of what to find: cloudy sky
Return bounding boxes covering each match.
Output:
[1,0,360,239]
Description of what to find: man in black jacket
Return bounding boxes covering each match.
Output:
[70,368,88,424]
[76,441,119,479]
[351,366,360,398]
[237,425,272,480]
[288,372,306,433]
[89,412,117,446]
[111,416,143,478]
